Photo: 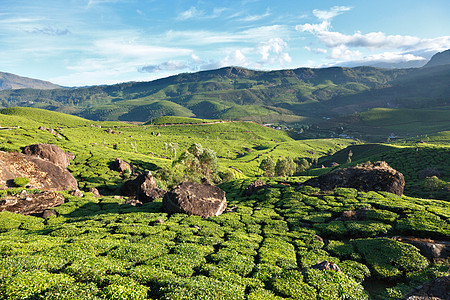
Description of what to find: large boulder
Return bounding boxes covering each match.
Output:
[0,191,65,216]
[395,237,449,262]
[22,144,70,168]
[162,181,227,218]
[300,161,405,196]
[121,171,166,202]
[404,276,450,300]
[110,158,132,174]
[242,180,268,196]
[0,151,78,190]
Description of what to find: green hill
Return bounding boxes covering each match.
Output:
[0,65,448,125]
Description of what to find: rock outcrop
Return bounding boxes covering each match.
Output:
[0,151,78,191]
[300,161,405,196]
[110,158,132,174]
[162,181,227,218]
[242,180,268,196]
[395,237,449,262]
[121,171,166,202]
[0,191,64,216]
[404,276,450,300]
[22,144,70,168]
[311,261,341,272]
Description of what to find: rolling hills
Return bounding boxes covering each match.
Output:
[0,107,448,299]
[0,64,448,130]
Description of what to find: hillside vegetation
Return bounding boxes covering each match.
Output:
[0,108,449,299]
[1,65,448,131]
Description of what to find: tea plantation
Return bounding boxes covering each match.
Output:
[0,108,449,299]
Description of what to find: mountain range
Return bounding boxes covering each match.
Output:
[0,72,61,90]
[0,49,449,137]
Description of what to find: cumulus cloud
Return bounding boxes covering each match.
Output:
[296,21,330,33]
[316,31,420,49]
[257,38,291,63]
[296,6,450,66]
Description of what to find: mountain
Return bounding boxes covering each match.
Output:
[0,72,61,90]
[424,49,450,67]
[0,65,449,131]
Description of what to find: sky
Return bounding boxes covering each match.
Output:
[1,0,449,87]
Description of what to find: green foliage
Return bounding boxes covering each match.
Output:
[275,156,296,176]
[13,177,29,187]
[259,156,275,177]
[272,270,317,299]
[0,270,75,299]
[352,238,429,280]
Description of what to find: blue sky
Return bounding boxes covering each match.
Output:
[1,0,449,86]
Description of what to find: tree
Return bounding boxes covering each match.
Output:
[423,176,444,197]
[275,157,296,177]
[259,156,275,177]
[295,158,310,173]
[173,143,218,183]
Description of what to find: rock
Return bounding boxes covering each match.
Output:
[66,152,76,160]
[395,237,450,262]
[311,261,341,272]
[42,209,58,218]
[300,161,405,196]
[125,198,143,207]
[0,151,78,191]
[120,171,166,202]
[110,158,132,174]
[162,181,227,218]
[70,189,84,197]
[0,191,65,215]
[22,144,70,168]
[242,180,268,196]
[88,187,101,197]
[404,276,450,300]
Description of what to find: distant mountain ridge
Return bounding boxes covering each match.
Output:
[0,52,449,125]
[0,72,61,90]
[424,49,450,67]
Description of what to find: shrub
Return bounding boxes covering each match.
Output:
[272,270,317,299]
[352,238,429,280]
[159,276,246,300]
[304,268,369,300]
[102,282,149,300]
[13,177,29,187]
[0,270,75,299]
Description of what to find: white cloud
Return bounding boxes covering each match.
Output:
[164,25,289,46]
[295,21,330,33]
[296,6,450,66]
[239,9,271,22]
[93,39,192,58]
[329,45,362,60]
[312,6,352,20]
[177,7,204,20]
[305,46,327,54]
[257,38,291,63]
[316,31,420,49]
